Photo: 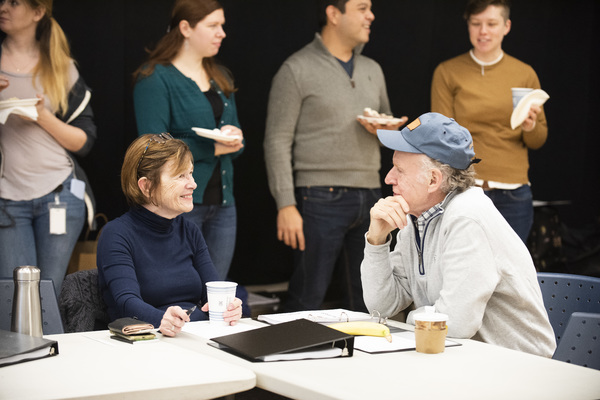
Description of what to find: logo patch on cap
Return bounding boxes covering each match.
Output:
[407,118,421,131]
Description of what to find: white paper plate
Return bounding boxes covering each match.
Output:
[192,127,241,142]
[0,97,39,109]
[357,115,404,126]
[510,89,549,129]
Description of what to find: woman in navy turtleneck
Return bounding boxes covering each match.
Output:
[97,133,243,336]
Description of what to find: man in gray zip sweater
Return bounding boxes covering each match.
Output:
[361,112,555,357]
[264,0,405,312]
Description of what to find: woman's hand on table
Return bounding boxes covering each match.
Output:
[201,297,243,326]
[160,306,190,337]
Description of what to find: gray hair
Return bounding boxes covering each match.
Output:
[419,156,476,194]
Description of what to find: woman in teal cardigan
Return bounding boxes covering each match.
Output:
[133,0,244,280]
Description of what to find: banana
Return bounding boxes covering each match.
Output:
[327,321,392,342]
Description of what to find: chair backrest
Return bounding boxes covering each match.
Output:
[0,279,65,335]
[58,269,109,333]
[537,272,600,344]
[552,312,600,370]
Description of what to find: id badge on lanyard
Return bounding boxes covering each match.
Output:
[48,189,67,235]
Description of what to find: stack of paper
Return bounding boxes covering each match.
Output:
[354,329,460,354]
[257,308,375,325]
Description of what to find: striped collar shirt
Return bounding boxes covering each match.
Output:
[412,191,455,240]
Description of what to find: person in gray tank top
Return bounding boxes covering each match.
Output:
[0,0,96,296]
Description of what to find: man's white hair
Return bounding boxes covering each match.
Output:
[419,155,476,194]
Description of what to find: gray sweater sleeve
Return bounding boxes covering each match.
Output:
[264,63,302,209]
[361,233,414,317]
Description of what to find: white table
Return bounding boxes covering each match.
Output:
[0,330,256,400]
[174,319,600,400]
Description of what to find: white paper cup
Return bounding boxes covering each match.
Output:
[511,87,534,109]
[206,281,237,325]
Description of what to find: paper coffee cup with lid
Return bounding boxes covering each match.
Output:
[413,306,448,354]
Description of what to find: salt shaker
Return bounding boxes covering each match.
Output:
[11,266,43,337]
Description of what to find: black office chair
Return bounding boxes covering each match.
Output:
[58,269,109,333]
[0,278,64,335]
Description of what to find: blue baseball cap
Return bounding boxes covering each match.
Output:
[377,112,478,170]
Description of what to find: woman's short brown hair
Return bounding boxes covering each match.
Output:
[121,134,193,207]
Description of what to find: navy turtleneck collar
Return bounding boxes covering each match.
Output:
[130,206,175,234]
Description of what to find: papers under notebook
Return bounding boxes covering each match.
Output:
[254,344,344,362]
[257,308,375,325]
[182,320,257,340]
[209,318,354,362]
[510,89,549,129]
[354,329,461,354]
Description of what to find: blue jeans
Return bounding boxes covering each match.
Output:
[183,204,237,280]
[285,186,381,312]
[0,175,86,295]
[484,185,534,243]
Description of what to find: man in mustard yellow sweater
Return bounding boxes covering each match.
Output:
[431,0,547,243]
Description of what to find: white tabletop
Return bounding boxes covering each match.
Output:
[0,330,255,400]
[174,319,600,400]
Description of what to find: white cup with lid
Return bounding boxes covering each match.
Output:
[413,306,449,354]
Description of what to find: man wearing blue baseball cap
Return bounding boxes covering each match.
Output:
[361,112,555,357]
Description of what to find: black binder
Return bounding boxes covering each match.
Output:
[210,318,354,362]
[0,329,59,367]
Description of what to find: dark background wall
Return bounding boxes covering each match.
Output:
[53,0,599,284]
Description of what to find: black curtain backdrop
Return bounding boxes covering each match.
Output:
[52,0,600,285]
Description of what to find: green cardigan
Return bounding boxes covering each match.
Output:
[134,64,243,205]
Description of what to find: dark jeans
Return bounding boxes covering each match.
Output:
[285,186,381,312]
[484,185,534,243]
[183,204,237,280]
